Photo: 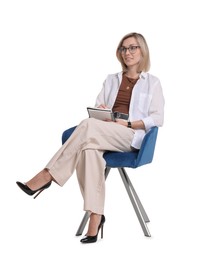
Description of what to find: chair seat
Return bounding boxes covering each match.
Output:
[62,125,158,169]
[104,151,138,168]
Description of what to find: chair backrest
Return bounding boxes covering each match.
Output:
[62,126,77,144]
[135,126,158,167]
[62,126,158,168]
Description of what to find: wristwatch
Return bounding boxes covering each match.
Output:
[127,121,132,128]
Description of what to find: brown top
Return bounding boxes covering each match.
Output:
[112,74,138,114]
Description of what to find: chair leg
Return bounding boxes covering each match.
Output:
[75,167,111,236]
[121,169,150,223]
[75,211,90,236]
[118,167,151,237]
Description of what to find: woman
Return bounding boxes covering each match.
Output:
[16,32,165,243]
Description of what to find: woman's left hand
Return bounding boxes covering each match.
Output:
[115,119,128,127]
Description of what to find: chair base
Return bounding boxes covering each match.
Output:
[75,167,151,237]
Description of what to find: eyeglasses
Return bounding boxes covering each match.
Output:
[118,46,140,54]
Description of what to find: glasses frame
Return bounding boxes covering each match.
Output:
[118,45,140,54]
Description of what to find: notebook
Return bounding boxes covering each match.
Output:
[87,107,115,121]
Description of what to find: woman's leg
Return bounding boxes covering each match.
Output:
[25,118,134,191]
[74,118,135,236]
[23,118,94,189]
[76,149,105,236]
[45,118,135,186]
[76,149,106,214]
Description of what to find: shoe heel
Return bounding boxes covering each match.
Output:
[33,188,45,199]
[101,224,104,239]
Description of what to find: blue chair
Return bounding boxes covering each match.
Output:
[62,126,158,237]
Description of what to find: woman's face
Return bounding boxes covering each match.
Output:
[120,37,142,69]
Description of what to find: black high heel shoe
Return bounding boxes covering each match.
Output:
[16,181,52,199]
[80,215,106,244]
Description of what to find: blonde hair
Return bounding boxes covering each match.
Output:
[116,32,150,72]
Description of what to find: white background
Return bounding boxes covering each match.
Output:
[1,0,213,259]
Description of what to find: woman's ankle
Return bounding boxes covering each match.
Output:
[87,213,102,236]
[43,168,52,182]
[26,169,52,190]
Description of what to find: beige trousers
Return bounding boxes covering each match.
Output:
[45,118,135,214]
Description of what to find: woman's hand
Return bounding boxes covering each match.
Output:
[115,119,128,127]
[97,104,109,109]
